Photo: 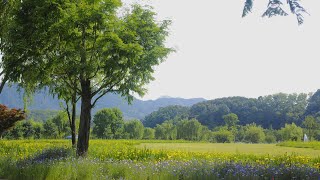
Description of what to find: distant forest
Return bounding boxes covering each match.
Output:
[143,90,320,130]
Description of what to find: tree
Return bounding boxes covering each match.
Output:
[2,0,172,156]
[279,123,303,141]
[124,120,144,139]
[143,128,155,140]
[51,112,70,138]
[302,116,319,141]
[92,108,124,139]
[223,113,239,131]
[0,104,25,137]
[212,128,234,143]
[177,119,203,141]
[243,123,266,143]
[0,0,19,93]
[242,0,308,25]
[305,90,320,117]
[190,94,308,129]
[3,121,24,139]
[143,105,190,128]
[43,120,59,139]
[22,120,35,139]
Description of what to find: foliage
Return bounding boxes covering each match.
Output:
[154,120,177,140]
[51,112,69,138]
[305,90,320,117]
[212,128,234,143]
[143,128,155,140]
[190,93,308,129]
[265,131,277,143]
[242,0,308,25]
[143,105,190,128]
[243,123,266,143]
[302,116,319,141]
[2,0,172,156]
[92,108,124,139]
[27,110,60,123]
[223,113,239,130]
[43,120,59,139]
[124,120,144,140]
[176,119,203,141]
[279,123,303,141]
[0,104,25,135]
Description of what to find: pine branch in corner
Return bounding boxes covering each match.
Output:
[242,0,253,17]
[287,0,308,25]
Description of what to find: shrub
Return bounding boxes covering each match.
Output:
[212,129,234,143]
[0,104,25,135]
[244,124,265,143]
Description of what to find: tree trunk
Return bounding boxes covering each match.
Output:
[77,80,92,157]
[71,92,77,147]
[0,74,8,94]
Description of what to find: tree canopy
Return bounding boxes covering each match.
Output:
[143,105,190,128]
[0,104,26,135]
[1,0,172,156]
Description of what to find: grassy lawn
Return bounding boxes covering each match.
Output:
[136,142,320,157]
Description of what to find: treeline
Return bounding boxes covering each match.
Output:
[3,91,320,143]
[143,91,320,130]
[2,108,320,143]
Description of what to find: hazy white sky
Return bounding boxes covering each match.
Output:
[127,0,320,100]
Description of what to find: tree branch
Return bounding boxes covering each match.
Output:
[0,74,8,94]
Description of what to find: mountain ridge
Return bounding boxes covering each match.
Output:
[0,85,205,120]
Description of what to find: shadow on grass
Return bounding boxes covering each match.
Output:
[17,147,73,166]
[1,147,73,180]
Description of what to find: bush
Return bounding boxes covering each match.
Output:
[0,104,25,135]
[143,128,155,139]
[212,129,234,143]
[279,123,303,141]
[243,124,265,143]
[265,133,277,143]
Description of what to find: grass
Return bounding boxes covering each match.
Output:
[277,141,320,150]
[136,142,320,157]
[0,140,320,179]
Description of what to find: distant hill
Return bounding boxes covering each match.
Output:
[0,85,205,120]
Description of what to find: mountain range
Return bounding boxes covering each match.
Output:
[0,85,205,120]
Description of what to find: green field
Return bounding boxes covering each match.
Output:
[0,140,320,179]
[136,142,320,157]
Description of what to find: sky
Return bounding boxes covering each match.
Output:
[125,0,320,100]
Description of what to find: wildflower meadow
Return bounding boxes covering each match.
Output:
[0,140,319,179]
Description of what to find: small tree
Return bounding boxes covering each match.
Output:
[143,128,155,140]
[223,113,239,131]
[93,108,124,139]
[302,116,319,141]
[51,112,70,138]
[279,123,303,141]
[212,128,234,143]
[177,119,202,141]
[43,120,59,139]
[243,123,265,143]
[124,120,144,139]
[0,104,25,137]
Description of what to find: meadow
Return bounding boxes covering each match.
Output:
[0,140,320,179]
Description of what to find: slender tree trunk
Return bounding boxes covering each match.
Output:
[0,74,8,94]
[77,79,92,157]
[71,92,77,147]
